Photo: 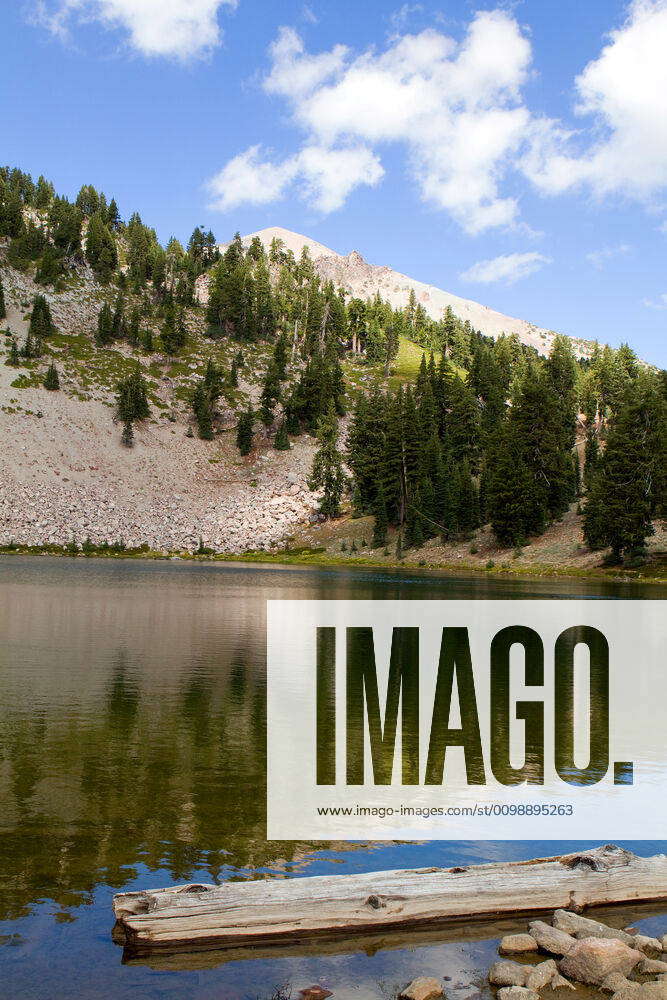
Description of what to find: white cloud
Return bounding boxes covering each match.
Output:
[206,143,383,213]
[643,292,667,309]
[208,1,667,225]
[525,0,667,201]
[210,11,534,230]
[460,252,551,285]
[586,243,632,268]
[389,4,424,33]
[32,0,236,59]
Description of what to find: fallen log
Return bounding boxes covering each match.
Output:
[112,845,667,957]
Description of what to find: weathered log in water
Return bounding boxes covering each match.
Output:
[112,846,667,957]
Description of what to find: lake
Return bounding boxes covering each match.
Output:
[0,555,665,1000]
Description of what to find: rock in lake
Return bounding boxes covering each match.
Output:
[637,959,667,975]
[497,987,540,1000]
[634,937,664,957]
[601,973,637,993]
[553,911,634,947]
[529,920,577,957]
[525,960,559,989]
[559,938,644,985]
[611,983,667,1000]
[551,973,577,990]
[500,934,540,956]
[399,977,444,1000]
[489,962,531,987]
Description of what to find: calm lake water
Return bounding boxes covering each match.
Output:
[0,556,665,1000]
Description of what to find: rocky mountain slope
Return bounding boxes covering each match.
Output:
[210,227,592,359]
[0,255,319,553]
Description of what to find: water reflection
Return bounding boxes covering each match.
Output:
[0,556,664,1000]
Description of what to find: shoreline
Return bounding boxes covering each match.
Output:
[1,543,665,586]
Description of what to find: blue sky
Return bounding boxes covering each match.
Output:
[1,0,666,365]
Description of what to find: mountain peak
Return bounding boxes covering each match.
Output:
[225,227,341,262]
[216,227,591,358]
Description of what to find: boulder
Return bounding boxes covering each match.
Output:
[500,935,540,956]
[489,962,531,987]
[637,959,667,975]
[529,921,577,957]
[526,960,559,989]
[553,910,634,946]
[634,936,664,957]
[662,936,667,953]
[497,988,540,1000]
[559,938,644,985]
[550,974,576,991]
[399,978,444,1000]
[601,974,637,993]
[611,983,667,1000]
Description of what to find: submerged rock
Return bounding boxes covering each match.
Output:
[559,938,644,985]
[529,920,577,957]
[637,959,667,975]
[601,973,637,993]
[550,973,577,990]
[489,961,531,987]
[399,977,444,1000]
[500,934,540,955]
[526,960,559,989]
[611,982,667,1000]
[634,937,665,957]
[497,987,540,1000]
[553,910,635,947]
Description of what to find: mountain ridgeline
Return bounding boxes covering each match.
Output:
[1,164,665,567]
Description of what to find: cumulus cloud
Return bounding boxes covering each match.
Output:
[586,243,632,268]
[207,1,667,225]
[32,0,236,59]
[209,12,533,230]
[206,143,383,213]
[459,252,551,285]
[524,0,667,201]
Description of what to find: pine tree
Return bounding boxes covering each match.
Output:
[486,423,546,547]
[127,306,141,347]
[584,375,665,563]
[142,327,154,352]
[21,332,34,358]
[583,428,600,493]
[6,337,19,366]
[44,363,60,390]
[115,364,150,447]
[191,359,223,440]
[236,403,254,456]
[309,403,347,518]
[161,304,187,355]
[29,294,55,339]
[273,420,290,450]
[0,273,6,320]
[111,293,125,339]
[96,302,114,345]
[85,213,117,283]
[229,356,239,388]
[272,332,289,380]
[372,485,388,548]
[107,198,121,230]
[260,361,281,426]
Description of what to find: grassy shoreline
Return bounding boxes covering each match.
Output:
[1,541,665,585]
